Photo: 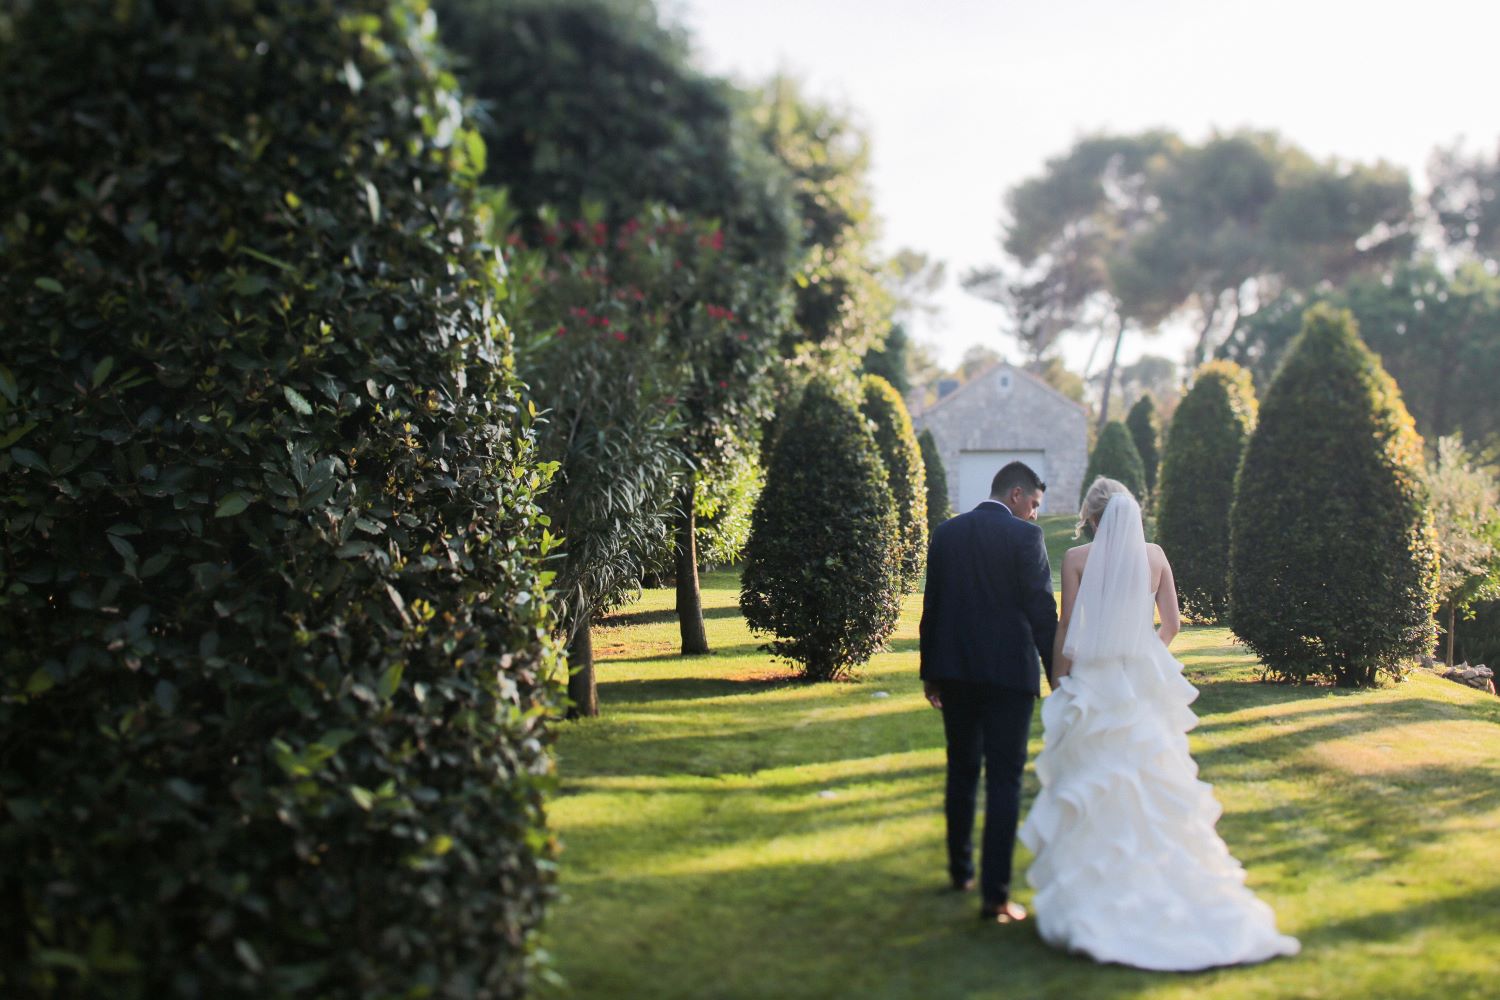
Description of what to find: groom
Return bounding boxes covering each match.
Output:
[919,461,1057,923]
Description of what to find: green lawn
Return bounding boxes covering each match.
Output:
[540,557,1500,1000]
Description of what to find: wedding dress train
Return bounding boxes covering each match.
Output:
[1018,495,1299,970]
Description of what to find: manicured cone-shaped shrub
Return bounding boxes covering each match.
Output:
[741,378,903,680]
[1156,362,1258,622]
[1080,420,1148,502]
[1229,305,1439,686]
[0,3,559,995]
[860,374,928,592]
[919,428,954,531]
[1126,394,1162,497]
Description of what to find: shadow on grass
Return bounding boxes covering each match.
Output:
[598,640,772,664]
[603,673,801,705]
[599,604,745,629]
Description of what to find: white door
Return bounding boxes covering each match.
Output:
[957,450,1049,513]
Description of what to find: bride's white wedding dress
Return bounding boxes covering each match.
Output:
[1019,494,1299,970]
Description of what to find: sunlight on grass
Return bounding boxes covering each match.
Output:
[543,568,1500,1000]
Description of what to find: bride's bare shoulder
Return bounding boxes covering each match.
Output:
[1064,542,1091,567]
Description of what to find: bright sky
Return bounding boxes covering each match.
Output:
[673,0,1500,372]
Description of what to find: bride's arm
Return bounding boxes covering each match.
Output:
[1052,550,1081,681]
[1155,550,1181,647]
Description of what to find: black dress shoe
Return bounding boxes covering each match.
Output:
[979,900,1028,923]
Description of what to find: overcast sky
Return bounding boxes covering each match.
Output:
[672,0,1500,371]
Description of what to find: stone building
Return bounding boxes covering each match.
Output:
[911,363,1088,517]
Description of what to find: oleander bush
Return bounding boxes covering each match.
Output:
[0,2,560,995]
[740,378,901,680]
[1156,361,1258,622]
[860,374,927,592]
[1229,305,1439,686]
[1081,420,1147,503]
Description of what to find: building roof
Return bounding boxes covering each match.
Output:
[914,362,1088,419]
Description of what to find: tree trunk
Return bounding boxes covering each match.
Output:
[566,610,598,718]
[1446,603,1456,669]
[675,481,709,655]
[1095,313,1128,434]
[1191,290,1221,368]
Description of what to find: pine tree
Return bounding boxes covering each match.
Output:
[741,378,902,679]
[1156,362,1258,622]
[1081,420,1148,503]
[1229,305,1439,686]
[860,374,928,592]
[918,428,954,532]
[1126,393,1162,497]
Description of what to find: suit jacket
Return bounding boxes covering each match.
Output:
[919,501,1058,694]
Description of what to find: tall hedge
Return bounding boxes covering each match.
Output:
[860,374,927,592]
[740,378,902,680]
[0,3,560,996]
[1080,420,1147,502]
[1229,305,1439,686]
[918,428,954,531]
[1156,362,1258,622]
[1125,393,1162,497]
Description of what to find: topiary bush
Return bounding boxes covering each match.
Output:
[1125,393,1162,499]
[740,378,902,680]
[0,3,560,996]
[918,428,954,532]
[860,374,927,592]
[1156,361,1258,622]
[1229,305,1439,686]
[1080,420,1147,503]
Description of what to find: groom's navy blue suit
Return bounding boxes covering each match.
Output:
[920,500,1058,906]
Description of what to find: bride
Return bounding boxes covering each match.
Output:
[1019,477,1300,970]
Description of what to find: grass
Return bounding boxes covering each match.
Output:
[541,535,1500,1000]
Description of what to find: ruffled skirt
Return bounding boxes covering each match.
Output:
[1018,641,1300,970]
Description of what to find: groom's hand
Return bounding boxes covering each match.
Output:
[923,681,943,709]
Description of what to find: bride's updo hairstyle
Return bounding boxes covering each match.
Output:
[1076,476,1133,539]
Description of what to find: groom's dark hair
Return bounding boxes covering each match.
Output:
[990,461,1046,499]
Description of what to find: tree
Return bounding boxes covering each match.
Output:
[1024,355,1087,404]
[435,0,800,658]
[957,344,1004,383]
[884,248,948,323]
[860,375,928,592]
[1428,141,1500,265]
[1156,362,1259,622]
[751,74,892,371]
[969,130,1416,391]
[0,2,558,993]
[919,429,954,532]
[1081,421,1148,503]
[1140,132,1413,365]
[741,379,902,679]
[1427,436,1500,666]
[504,208,752,715]
[434,0,796,257]
[1229,305,1439,686]
[1125,394,1162,497]
[964,132,1187,430]
[1117,354,1180,409]
[862,321,912,396]
[1219,258,1500,457]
